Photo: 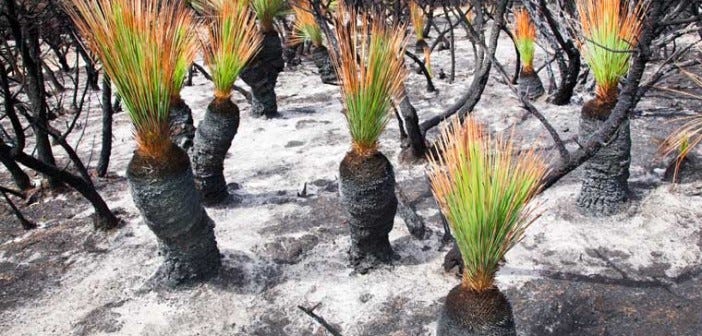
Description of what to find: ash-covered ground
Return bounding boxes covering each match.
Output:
[1,26,702,336]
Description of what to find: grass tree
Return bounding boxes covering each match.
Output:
[428,118,547,336]
[290,0,337,84]
[239,0,287,118]
[409,0,431,76]
[575,0,645,215]
[169,25,198,151]
[660,69,702,182]
[191,0,262,204]
[513,8,543,100]
[66,0,221,285]
[331,5,407,270]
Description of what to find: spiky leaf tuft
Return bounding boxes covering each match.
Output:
[513,8,536,73]
[198,0,262,98]
[250,0,287,32]
[427,118,547,292]
[577,0,646,101]
[65,0,197,159]
[409,1,424,41]
[289,0,323,47]
[330,4,408,154]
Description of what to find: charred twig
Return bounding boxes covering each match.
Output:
[297,304,342,336]
[396,185,426,239]
[1,189,36,230]
[404,50,436,92]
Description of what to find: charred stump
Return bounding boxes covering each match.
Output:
[518,69,545,100]
[311,46,337,85]
[576,98,631,216]
[127,144,221,286]
[169,96,196,151]
[191,97,239,205]
[240,31,284,118]
[339,151,397,271]
[437,286,517,336]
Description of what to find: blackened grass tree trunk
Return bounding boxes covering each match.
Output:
[168,40,198,151]
[241,0,286,118]
[573,0,645,216]
[66,0,221,284]
[330,6,407,271]
[191,96,241,204]
[128,144,221,285]
[427,118,547,336]
[191,0,262,204]
[169,94,196,150]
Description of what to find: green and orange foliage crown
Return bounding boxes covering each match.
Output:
[250,0,288,32]
[289,0,323,47]
[408,0,424,41]
[196,0,262,99]
[427,117,547,292]
[513,8,536,73]
[65,0,197,159]
[330,2,408,156]
[577,0,646,102]
[659,69,702,182]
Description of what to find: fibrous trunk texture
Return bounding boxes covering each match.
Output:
[518,69,545,100]
[339,151,397,271]
[169,96,196,151]
[576,98,631,216]
[191,97,239,205]
[311,46,337,85]
[240,31,284,118]
[437,286,517,336]
[127,144,221,286]
[398,94,428,163]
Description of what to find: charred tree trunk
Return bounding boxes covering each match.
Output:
[518,69,545,100]
[7,4,59,187]
[191,97,239,205]
[437,286,516,336]
[339,150,397,272]
[97,75,112,177]
[0,154,31,190]
[398,93,428,163]
[312,45,337,84]
[576,98,631,216]
[168,96,195,151]
[239,31,284,118]
[127,144,221,286]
